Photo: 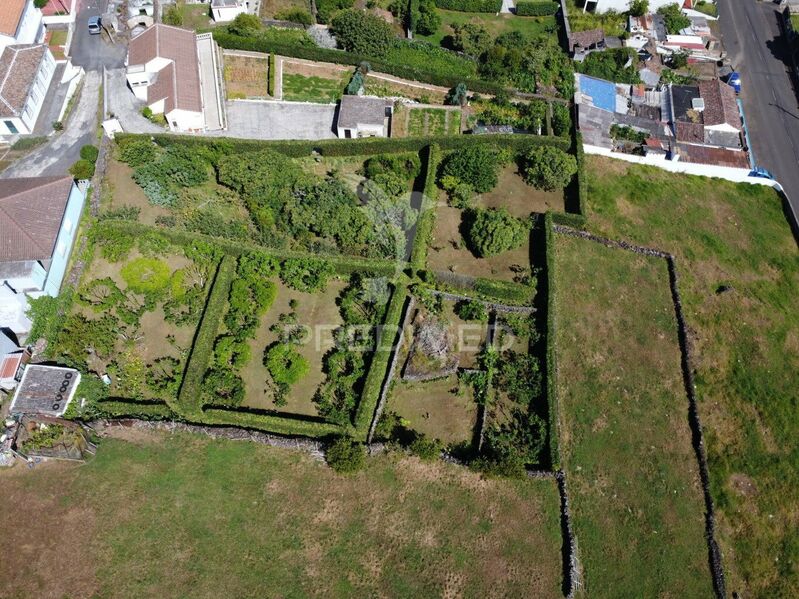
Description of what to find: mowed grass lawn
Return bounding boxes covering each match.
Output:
[282,73,346,103]
[553,234,713,597]
[0,432,564,598]
[417,10,557,47]
[583,156,799,597]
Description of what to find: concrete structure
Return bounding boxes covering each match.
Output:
[582,0,691,13]
[211,0,247,22]
[0,0,45,53]
[126,24,223,132]
[0,44,56,136]
[9,364,80,417]
[0,176,85,336]
[336,95,392,138]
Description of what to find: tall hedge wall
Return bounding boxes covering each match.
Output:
[176,255,236,417]
[434,0,502,12]
[212,31,507,95]
[515,0,558,16]
[202,408,343,437]
[544,212,560,469]
[410,144,441,272]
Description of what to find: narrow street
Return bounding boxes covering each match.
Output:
[717,0,799,223]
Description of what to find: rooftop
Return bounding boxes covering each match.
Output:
[10,365,81,417]
[128,24,202,113]
[698,79,740,130]
[0,44,48,118]
[577,74,617,113]
[0,176,75,263]
[337,95,392,129]
[0,0,27,38]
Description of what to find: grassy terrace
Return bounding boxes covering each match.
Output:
[582,156,799,597]
[0,432,564,598]
[553,234,713,597]
[417,10,557,47]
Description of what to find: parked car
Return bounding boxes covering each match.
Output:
[88,15,102,35]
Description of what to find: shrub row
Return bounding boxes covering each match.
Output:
[434,0,501,12]
[544,212,560,469]
[129,132,571,160]
[96,400,177,420]
[353,282,409,438]
[96,219,398,277]
[212,31,506,95]
[551,211,586,228]
[268,52,276,96]
[176,255,236,416]
[515,0,558,16]
[574,130,587,217]
[410,144,441,271]
[421,271,534,305]
[202,408,343,437]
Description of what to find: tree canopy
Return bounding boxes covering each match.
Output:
[521,146,578,191]
[463,207,528,258]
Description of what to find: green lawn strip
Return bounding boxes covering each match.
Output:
[282,73,345,103]
[553,232,714,597]
[583,157,799,597]
[353,281,410,439]
[175,255,237,417]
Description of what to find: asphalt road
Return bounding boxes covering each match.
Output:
[717,0,799,225]
[70,0,125,71]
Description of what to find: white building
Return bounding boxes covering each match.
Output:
[336,95,393,138]
[126,24,208,132]
[211,0,247,22]
[581,0,692,14]
[0,44,56,136]
[0,0,45,54]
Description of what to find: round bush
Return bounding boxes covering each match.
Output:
[439,145,504,193]
[331,9,394,57]
[521,146,578,191]
[121,257,172,294]
[69,159,95,180]
[326,436,366,473]
[264,342,310,386]
[464,207,528,257]
[80,144,99,163]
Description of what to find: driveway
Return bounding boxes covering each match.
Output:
[208,100,337,140]
[106,68,164,134]
[1,70,102,178]
[70,1,126,71]
[718,0,799,224]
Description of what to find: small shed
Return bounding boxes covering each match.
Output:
[336,95,393,139]
[211,0,247,23]
[9,365,81,417]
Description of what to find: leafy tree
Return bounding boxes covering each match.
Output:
[228,12,261,36]
[202,367,245,407]
[280,258,335,292]
[445,82,468,107]
[451,23,491,58]
[315,0,355,24]
[80,277,124,311]
[69,159,95,180]
[497,351,541,406]
[331,9,394,58]
[439,145,505,193]
[521,145,578,191]
[214,335,252,368]
[463,207,527,258]
[162,4,183,26]
[628,0,648,17]
[657,3,690,34]
[364,153,421,179]
[454,299,488,322]
[121,257,171,295]
[414,0,440,35]
[326,436,366,473]
[668,50,689,69]
[575,47,640,84]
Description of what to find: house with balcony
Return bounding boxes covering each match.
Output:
[0,176,85,337]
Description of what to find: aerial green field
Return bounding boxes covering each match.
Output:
[552,233,713,597]
[0,432,564,598]
[582,156,799,598]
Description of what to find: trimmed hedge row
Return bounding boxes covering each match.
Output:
[202,408,343,437]
[129,131,570,158]
[268,52,276,96]
[176,255,237,417]
[212,31,507,95]
[434,0,501,12]
[97,400,177,420]
[515,0,558,16]
[574,130,587,218]
[353,282,409,439]
[551,211,586,228]
[96,219,398,278]
[421,271,534,305]
[410,144,441,271]
[544,212,560,469]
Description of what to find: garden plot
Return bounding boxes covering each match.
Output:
[281,59,349,103]
[477,164,566,215]
[552,233,713,597]
[259,0,310,18]
[239,278,348,416]
[54,230,217,403]
[224,54,269,99]
[401,107,461,137]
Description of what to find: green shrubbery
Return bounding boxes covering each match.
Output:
[521,145,578,191]
[463,208,528,258]
[264,343,310,386]
[514,0,558,16]
[69,159,95,180]
[454,299,488,322]
[575,47,640,84]
[439,145,506,193]
[326,436,367,472]
[331,9,394,57]
[274,7,314,25]
[315,0,355,23]
[434,0,501,12]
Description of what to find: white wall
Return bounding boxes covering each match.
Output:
[0,47,55,135]
[166,108,205,131]
[212,4,246,22]
[586,0,678,14]
[0,0,44,53]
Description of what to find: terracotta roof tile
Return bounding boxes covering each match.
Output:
[675,121,704,143]
[128,24,202,113]
[0,44,47,118]
[698,79,740,130]
[0,0,27,37]
[678,144,750,168]
[0,176,75,262]
[569,28,605,52]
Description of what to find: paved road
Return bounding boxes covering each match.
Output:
[718,0,799,224]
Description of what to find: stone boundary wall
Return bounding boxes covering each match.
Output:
[555,470,579,598]
[553,225,727,599]
[427,289,535,314]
